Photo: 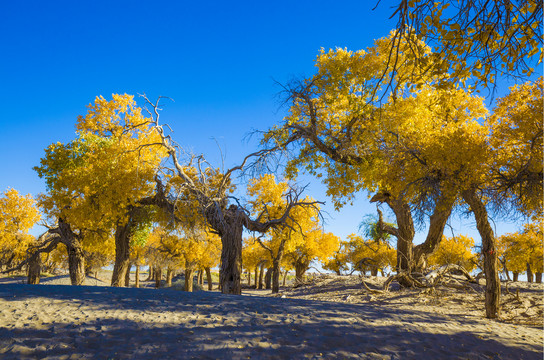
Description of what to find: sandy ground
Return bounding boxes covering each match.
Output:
[0,274,542,359]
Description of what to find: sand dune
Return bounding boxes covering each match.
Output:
[0,276,542,359]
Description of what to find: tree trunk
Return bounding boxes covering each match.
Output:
[283,270,288,286]
[254,268,259,288]
[295,262,307,284]
[27,252,41,285]
[124,262,132,287]
[265,268,272,290]
[198,269,204,286]
[205,267,213,290]
[166,267,173,287]
[67,243,86,286]
[258,263,265,289]
[412,195,455,271]
[371,268,378,276]
[145,266,154,281]
[218,221,244,295]
[247,270,251,286]
[272,261,281,293]
[135,265,140,288]
[535,272,542,283]
[155,268,162,288]
[513,272,519,282]
[526,263,533,283]
[111,222,131,287]
[185,268,194,292]
[58,219,86,286]
[462,188,500,319]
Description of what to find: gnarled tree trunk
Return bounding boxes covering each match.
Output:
[166,267,174,287]
[27,252,41,285]
[462,188,500,319]
[264,268,272,289]
[526,263,534,283]
[205,267,213,290]
[214,206,244,295]
[295,261,309,284]
[124,262,132,287]
[185,267,195,292]
[155,268,162,288]
[111,222,131,287]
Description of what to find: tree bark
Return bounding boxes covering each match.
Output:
[526,263,533,283]
[254,268,259,288]
[145,266,154,281]
[462,188,500,319]
[198,269,204,286]
[58,219,86,286]
[124,262,132,287]
[412,195,455,271]
[535,272,542,283]
[247,270,251,286]
[185,268,194,292]
[155,268,162,288]
[258,263,265,289]
[216,207,244,295]
[295,262,308,284]
[111,222,131,287]
[371,268,378,276]
[265,268,272,290]
[283,270,288,286]
[166,267,173,287]
[135,265,140,288]
[27,252,41,285]
[372,194,415,273]
[513,272,519,282]
[205,267,213,290]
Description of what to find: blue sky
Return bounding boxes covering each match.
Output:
[0,1,534,244]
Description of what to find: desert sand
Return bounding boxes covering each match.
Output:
[0,274,542,359]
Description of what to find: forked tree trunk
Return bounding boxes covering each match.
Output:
[205,267,213,290]
[27,252,41,285]
[185,268,195,292]
[135,265,140,288]
[526,263,533,283]
[58,219,86,286]
[155,268,162,288]
[462,188,500,319]
[111,222,131,287]
[166,267,173,287]
[535,272,542,283]
[513,272,519,282]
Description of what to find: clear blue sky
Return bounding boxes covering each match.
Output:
[0,1,532,245]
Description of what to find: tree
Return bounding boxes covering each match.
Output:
[285,230,340,284]
[487,77,543,216]
[264,34,488,276]
[0,189,40,271]
[34,94,167,286]
[427,235,477,271]
[247,174,324,293]
[345,234,396,276]
[323,241,350,275]
[141,95,320,295]
[381,1,542,92]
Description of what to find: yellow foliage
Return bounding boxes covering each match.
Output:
[499,218,544,274]
[427,235,477,271]
[0,189,40,265]
[346,234,396,273]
